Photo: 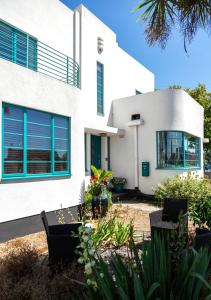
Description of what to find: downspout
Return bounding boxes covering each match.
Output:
[128,118,144,190]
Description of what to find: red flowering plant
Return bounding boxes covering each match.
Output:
[85,166,112,212]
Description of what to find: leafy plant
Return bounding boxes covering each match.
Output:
[84,166,113,217]
[154,173,211,206]
[92,215,134,248]
[111,177,127,185]
[190,196,211,229]
[86,234,211,300]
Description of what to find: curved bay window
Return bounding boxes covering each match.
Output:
[157,131,200,169]
[2,103,70,179]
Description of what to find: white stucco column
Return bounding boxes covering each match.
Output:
[133,125,139,189]
[86,133,91,174]
[101,136,108,170]
[128,119,143,190]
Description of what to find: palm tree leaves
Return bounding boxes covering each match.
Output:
[134,0,211,50]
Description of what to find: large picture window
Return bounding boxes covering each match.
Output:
[2,103,70,179]
[157,131,200,169]
[0,21,37,71]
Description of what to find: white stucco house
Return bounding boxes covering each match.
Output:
[0,0,204,235]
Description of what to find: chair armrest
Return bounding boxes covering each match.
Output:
[149,209,163,227]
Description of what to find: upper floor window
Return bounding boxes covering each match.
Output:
[157,131,201,169]
[97,62,104,115]
[0,21,37,71]
[2,103,70,179]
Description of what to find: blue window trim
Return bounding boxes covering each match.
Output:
[97,61,104,115]
[2,103,71,180]
[156,130,201,170]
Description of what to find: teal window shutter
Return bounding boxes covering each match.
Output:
[157,131,201,169]
[2,103,70,179]
[97,62,104,115]
[0,21,37,71]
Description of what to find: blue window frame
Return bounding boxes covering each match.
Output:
[0,21,37,71]
[2,103,70,179]
[157,131,201,169]
[97,62,104,115]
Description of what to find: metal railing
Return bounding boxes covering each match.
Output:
[37,41,80,88]
[0,21,80,88]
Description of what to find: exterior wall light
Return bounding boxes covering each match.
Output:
[97,37,104,54]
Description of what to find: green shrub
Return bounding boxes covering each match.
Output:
[154,173,211,205]
[190,196,211,229]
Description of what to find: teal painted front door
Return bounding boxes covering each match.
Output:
[91,135,101,169]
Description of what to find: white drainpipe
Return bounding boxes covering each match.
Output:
[128,119,144,190]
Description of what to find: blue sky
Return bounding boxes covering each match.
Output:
[61,0,211,90]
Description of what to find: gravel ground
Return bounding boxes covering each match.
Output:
[0,201,193,258]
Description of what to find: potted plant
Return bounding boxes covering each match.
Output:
[111,177,127,193]
[190,196,211,236]
[85,165,112,218]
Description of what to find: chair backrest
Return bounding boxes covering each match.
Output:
[162,198,188,223]
[40,210,50,236]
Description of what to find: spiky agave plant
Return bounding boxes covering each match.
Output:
[85,234,211,300]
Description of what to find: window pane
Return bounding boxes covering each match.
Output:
[15,30,27,67]
[4,133,23,148]
[55,139,68,151]
[27,109,51,125]
[4,162,23,174]
[55,162,68,172]
[97,62,104,114]
[54,116,69,128]
[27,136,51,149]
[54,127,68,139]
[4,104,24,121]
[4,119,23,134]
[3,104,70,177]
[28,123,51,137]
[0,22,13,61]
[28,37,37,71]
[5,148,23,161]
[55,150,68,161]
[27,149,51,161]
[157,131,200,168]
[27,162,51,174]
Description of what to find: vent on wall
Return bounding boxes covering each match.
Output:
[97,37,104,54]
[131,114,140,121]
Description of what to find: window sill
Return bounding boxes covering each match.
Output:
[1,173,71,182]
[156,167,201,171]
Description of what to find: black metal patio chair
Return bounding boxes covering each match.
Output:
[149,198,188,242]
[41,210,82,265]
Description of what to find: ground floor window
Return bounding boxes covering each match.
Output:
[157,131,200,169]
[2,103,70,178]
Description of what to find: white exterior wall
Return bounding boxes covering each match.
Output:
[0,0,74,58]
[76,5,154,129]
[0,59,84,223]
[112,89,204,194]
